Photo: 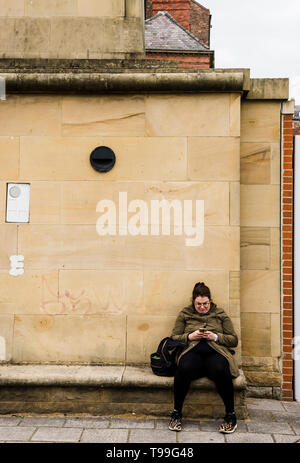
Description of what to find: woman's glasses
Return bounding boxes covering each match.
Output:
[195,301,210,308]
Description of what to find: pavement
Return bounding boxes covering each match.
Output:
[0,398,299,444]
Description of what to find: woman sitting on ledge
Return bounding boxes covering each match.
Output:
[169,282,239,434]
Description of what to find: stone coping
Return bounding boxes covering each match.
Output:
[0,71,245,94]
[0,365,247,391]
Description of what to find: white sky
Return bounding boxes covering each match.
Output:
[197,0,300,104]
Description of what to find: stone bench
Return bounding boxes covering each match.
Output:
[0,365,248,419]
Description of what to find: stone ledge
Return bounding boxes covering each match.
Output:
[0,71,245,94]
[0,364,247,390]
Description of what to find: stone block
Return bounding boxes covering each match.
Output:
[273,435,300,444]
[178,431,225,443]
[244,371,281,387]
[62,95,145,137]
[78,0,125,17]
[230,182,240,226]
[271,313,280,357]
[31,427,82,443]
[30,182,61,224]
[271,143,280,185]
[143,270,229,316]
[129,429,176,443]
[241,270,280,313]
[241,101,281,142]
[110,418,155,429]
[25,0,77,17]
[184,226,240,271]
[270,228,280,270]
[247,421,294,435]
[241,185,280,227]
[146,94,231,137]
[80,428,129,443]
[0,137,19,181]
[20,136,187,181]
[58,269,144,316]
[65,417,109,428]
[0,0,24,16]
[247,397,285,411]
[241,143,271,185]
[241,227,270,270]
[14,17,51,56]
[225,432,274,443]
[0,270,59,315]
[12,314,126,363]
[0,18,17,52]
[241,313,271,357]
[19,417,66,427]
[144,181,230,226]
[126,315,176,363]
[0,96,61,137]
[61,181,145,224]
[229,93,241,137]
[0,224,17,269]
[49,17,144,59]
[0,426,36,442]
[188,137,240,182]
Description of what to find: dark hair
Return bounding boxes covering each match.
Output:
[192,282,211,302]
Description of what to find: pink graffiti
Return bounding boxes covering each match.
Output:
[40,275,123,315]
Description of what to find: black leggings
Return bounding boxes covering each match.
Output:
[174,348,234,414]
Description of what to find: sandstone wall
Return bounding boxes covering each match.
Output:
[0,0,145,59]
[240,100,281,392]
[0,92,241,365]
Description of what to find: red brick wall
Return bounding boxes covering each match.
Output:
[190,0,210,46]
[146,52,212,68]
[281,114,294,401]
[151,0,191,31]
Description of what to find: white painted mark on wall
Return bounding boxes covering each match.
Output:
[0,336,6,361]
[9,255,24,276]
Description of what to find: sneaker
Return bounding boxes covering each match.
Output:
[218,412,237,434]
[168,410,182,432]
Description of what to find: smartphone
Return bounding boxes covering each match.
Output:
[199,328,206,332]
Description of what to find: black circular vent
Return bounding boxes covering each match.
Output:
[90,146,116,173]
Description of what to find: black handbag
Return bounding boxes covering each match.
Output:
[150,337,187,377]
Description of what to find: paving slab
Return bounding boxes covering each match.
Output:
[271,411,300,423]
[281,402,300,413]
[273,434,300,443]
[155,419,200,431]
[19,417,66,427]
[247,421,294,435]
[129,429,177,443]
[225,432,274,443]
[0,417,21,426]
[31,427,82,443]
[178,431,225,443]
[200,420,247,433]
[247,408,273,422]
[247,398,285,412]
[65,417,110,428]
[80,429,128,443]
[110,418,155,429]
[0,427,36,442]
[290,422,300,435]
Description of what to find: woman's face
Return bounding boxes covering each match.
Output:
[194,296,211,314]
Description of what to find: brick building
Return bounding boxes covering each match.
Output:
[145,0,214,68]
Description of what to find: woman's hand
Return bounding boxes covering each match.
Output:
[188,330,218,341]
